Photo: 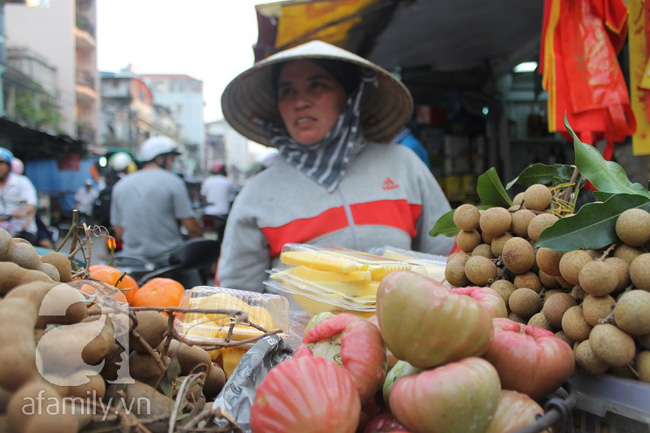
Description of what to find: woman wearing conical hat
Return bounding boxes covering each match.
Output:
[217,41,454,292]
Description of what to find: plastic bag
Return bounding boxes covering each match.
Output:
[212,334,293,432]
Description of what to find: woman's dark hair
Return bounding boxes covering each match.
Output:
[271,59,362,99]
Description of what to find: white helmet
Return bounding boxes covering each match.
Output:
[139,136,181,162]
[108,152,133,172]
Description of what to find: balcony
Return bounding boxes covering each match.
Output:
[75,15,96,50]
[76,71,97,102]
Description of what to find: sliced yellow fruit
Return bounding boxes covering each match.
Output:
[218,346,250,378]
[280,250,365,273]
[284,265,372,282]
[311,280,379,298]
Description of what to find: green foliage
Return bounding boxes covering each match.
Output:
[430,115,650,248]
[505,163,577,190]
[566,116,650,198]
[13,90,61,130]
[536,194,650,251]
[477,167,513,208]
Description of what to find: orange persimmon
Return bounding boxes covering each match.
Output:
[131,277,184,309]
[89,265,139,304]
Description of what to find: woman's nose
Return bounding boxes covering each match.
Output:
[294,93,311,109]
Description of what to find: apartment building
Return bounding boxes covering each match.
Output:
[100,70,181,157]
[5,0,100,147]
[141,74,205,174]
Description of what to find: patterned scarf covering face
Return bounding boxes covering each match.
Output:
[263,69,377,193]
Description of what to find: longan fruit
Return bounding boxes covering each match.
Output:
[574,340,609,375]
[630,253,650,291]
[508,311,526,324]
[464,255,498,286]
[511,209,536,237]
[615,208,650,247]
[528,312,553,331]
[509,288,542,319]
[479,207,512,238]
[490,279,517,304]
[445,254,470,287]
[538,270,560,289]
[542,292,576,328]
[457,230,482,253]
[471,244,494,259]
[561,305,591,342]
[536,247,564,276]
[604,257,630,292]
[578,260,618,297]
[589,324,636,367]
[582,294,615,327]
[555,330,574,348]
[512,192,525,206]
[614,290,650,335]
[513,271,542,293]
[613,244,644,265]
[555,274,574,290]
[558,250,593,286]
[502,237,535,274]
[453,204,481,231]
[637,351,650,383]
[491,233,513,257]
[527,213,558,243]
[639,334,650,350]
[569,285,586,302]
[523,184,552,211]
[541,289,563,304]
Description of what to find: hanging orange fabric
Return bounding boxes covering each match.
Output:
[540,0,634,158]
[627,0,650,155]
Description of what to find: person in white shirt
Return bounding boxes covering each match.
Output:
[200,161,238,242]
[75,179,98,223]
[0,148,38,243]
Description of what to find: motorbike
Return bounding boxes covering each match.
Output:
[112,238,220,290]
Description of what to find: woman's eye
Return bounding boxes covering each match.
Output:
[278,88,294,99]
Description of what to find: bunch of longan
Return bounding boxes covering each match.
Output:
[444,183,650,382]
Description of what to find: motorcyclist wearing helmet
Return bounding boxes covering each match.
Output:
[0,147,38,243]
[110,137,203,264]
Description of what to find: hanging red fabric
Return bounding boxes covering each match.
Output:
[540,0,635,155]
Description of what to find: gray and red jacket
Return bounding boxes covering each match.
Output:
[216,143,455,292]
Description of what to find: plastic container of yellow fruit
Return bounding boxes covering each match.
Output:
[174,286,290,345]
[369,245,448,283]
[264,244,425,321]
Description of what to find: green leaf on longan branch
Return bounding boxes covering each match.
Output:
[477,167,513,208]
[565,115,650,198]
[505,163,576,190]
[429,209,459,237]
[535,194,650,251]
[430,204,491,238]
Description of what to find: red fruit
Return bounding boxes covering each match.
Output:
[251,356,360,433]
[390,357,500,433]
[377,271,493,368]
[485,390,546,433]
[451,286,508,318]
[299,313,387,402]
[363,412,409,433]
[482,318,574,399]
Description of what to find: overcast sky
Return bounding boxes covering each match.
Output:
[97,0,275,123]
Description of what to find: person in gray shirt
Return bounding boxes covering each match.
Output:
[111,136,203,264]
